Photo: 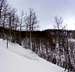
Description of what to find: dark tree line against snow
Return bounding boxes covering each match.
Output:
[0,0,75,72]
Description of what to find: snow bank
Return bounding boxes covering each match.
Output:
[68,38,75,42]
[0,39,66,72]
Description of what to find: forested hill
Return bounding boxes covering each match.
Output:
[0,26,75,72]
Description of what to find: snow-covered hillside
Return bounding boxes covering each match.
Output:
[0,39,66,72]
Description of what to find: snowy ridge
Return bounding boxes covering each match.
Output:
[0,39,67,72]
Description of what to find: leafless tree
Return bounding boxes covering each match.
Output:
[0,0,8,48]
[54,16,73,72]
[0,0,5,18]
[54,16,63,65]
[25,8,38,50]
[54,16,65,29]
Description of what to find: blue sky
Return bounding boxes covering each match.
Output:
[7,0,75,30]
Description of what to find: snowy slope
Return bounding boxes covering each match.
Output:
[0,39,66,72]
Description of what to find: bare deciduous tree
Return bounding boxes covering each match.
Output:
[25,8,38,50]
[54,16,64,29]
[54,16,65,66]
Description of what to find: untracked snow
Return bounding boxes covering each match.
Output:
[0,39,66,72]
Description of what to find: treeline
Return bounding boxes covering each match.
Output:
[0,0,19,30]
[0,0,75,72]
[0,0,38,34]
[0,0,38,49]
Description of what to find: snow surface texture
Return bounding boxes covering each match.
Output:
[68,38,75,42]
[0,39,67,72]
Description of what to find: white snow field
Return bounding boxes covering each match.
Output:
[0,39,66,72]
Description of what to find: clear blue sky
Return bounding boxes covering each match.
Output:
[7,0,75,30]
